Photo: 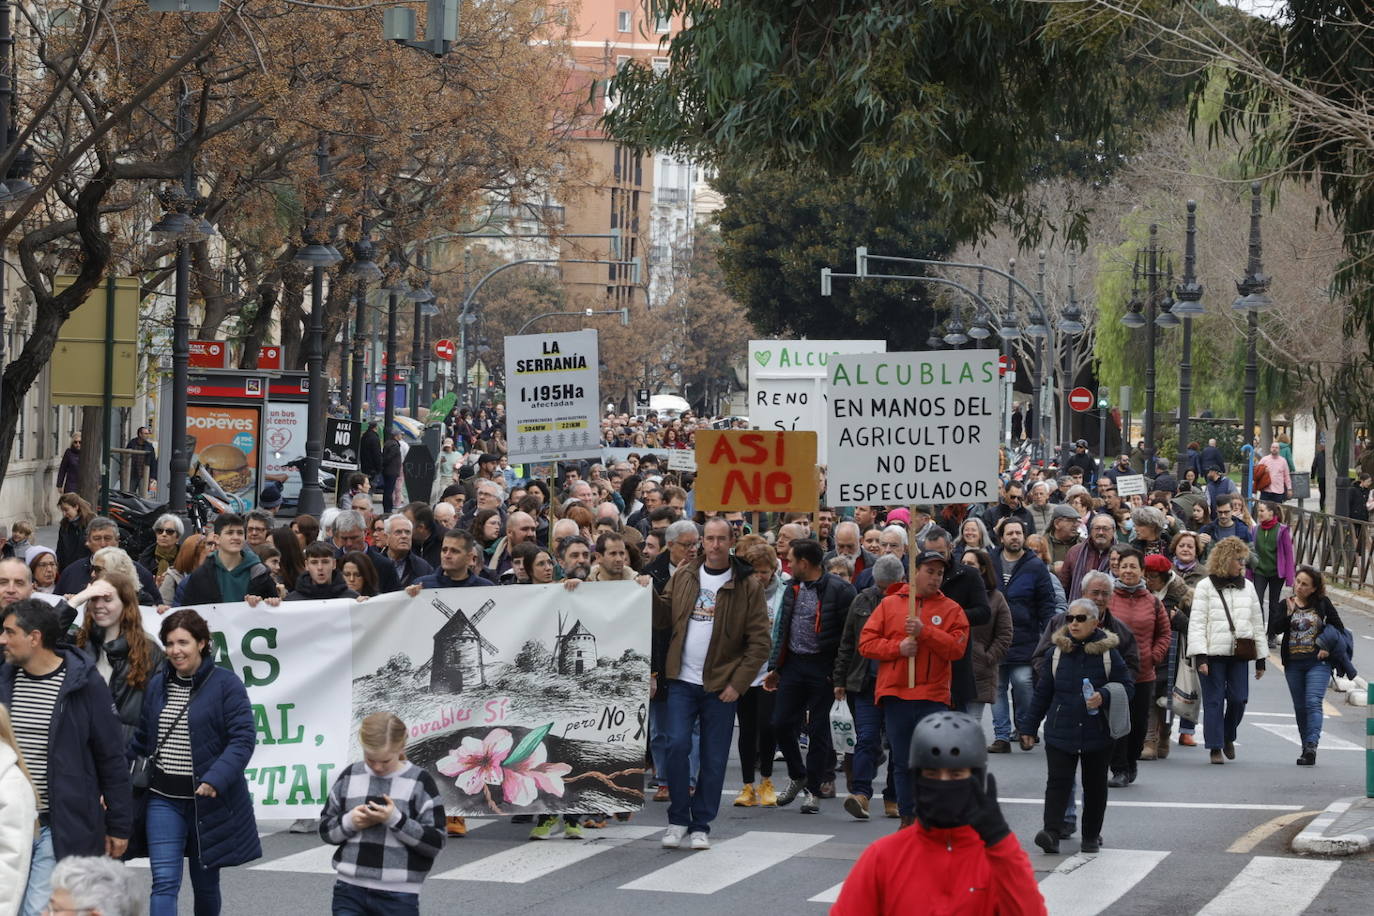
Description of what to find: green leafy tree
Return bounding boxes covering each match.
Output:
[712,168,956,349]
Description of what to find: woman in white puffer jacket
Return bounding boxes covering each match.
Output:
[0,704,38,916]
[1188,537,1268,765]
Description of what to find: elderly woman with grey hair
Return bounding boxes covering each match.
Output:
[1019,597,1132,855]
[1129,506,1171,558]
[91,546,160,606]
[45,855,143,916]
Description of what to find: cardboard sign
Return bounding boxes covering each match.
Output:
[667,449,697,472]
[693,430,818,512]
[322,417,360,471]
[748,339,885,463]
[825,351,1000,507]
[1115,474,1147,497]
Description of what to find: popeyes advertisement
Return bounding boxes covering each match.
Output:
[187,405,262,510]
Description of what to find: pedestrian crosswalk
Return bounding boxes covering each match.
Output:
[219,824,1363,914]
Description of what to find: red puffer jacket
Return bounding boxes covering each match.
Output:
[831,824,1046,915]
[1108,584,1171,683]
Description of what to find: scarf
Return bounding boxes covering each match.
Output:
[153,542,179,576]
[1210,574,1245,590]
[1114,579,1147,593]
[1259,517,1279,531]
[1173,557,1197,575]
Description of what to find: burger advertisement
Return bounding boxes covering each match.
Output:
[187,405,261,508]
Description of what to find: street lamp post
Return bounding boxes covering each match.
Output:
[293,136,341,519]
[1057,252,1086,469]
[1121,225,1162,469]
[1173,201,1205,477]
[1234,182,1272,471]
[347,230,382,426]
[383,271,403,443]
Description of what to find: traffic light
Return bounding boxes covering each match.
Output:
[1097,387,1109,409]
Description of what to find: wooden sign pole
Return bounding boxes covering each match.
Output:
[907,502,918,688]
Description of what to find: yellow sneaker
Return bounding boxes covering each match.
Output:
[756,778,778,807]
[446,816,468,837]
[733,783,758,807]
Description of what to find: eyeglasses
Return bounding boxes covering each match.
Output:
[156,528,179,535]
[1065,614,1094,623]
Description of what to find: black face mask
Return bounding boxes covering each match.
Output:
[914,776,979,829]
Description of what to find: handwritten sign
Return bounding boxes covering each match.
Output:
[693,430,819,512]
[825,351,1000,507]
[749,339,885,462]
[1115,473,1147,497]
[667,449,697,472]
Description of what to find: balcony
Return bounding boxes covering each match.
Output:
[655,187,687,205]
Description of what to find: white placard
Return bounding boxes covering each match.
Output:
[667,449,697,472]
[1115,473,1147,496]
[825,351,1000,506]
[505,329,601,463]
[748,339,885,462]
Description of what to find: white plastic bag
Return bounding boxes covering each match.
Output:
[829,699,856,754]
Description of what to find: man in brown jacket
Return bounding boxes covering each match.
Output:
[652,517,771,851]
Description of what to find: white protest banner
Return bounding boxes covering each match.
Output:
[748,339,885,462]
[113,582,650,818]
[826,351,1000,506]
[667,449,697,472]
[1115,473,1147,496]
[505,329,601,464]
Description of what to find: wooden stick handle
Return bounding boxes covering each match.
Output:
[908,503,917,688]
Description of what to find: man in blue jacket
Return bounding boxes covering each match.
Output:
[1,599,132,914]
[764,538,856,813]
[988,518,1057,754]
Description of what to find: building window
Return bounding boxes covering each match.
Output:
[617,10,631,32]
[655,14,671,33]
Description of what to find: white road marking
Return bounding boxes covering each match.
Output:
[620,830,831,894]
[248,844,338,874]
[999,797,1302,811]
[808,881,845,904]
[1251,722,1364,751]
[433,825,660,883]
[1195,855,1340,915]
[1038,848,1170,916]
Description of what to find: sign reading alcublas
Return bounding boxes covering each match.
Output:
[505,329,601,464]
[826,352,999,506]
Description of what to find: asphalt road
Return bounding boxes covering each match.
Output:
[119,595,1374,915]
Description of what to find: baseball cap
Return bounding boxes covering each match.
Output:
[912,549,948,569]
[479,453,501,464]
[1076,439,1088,448]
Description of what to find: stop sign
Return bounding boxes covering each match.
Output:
[434,338,456,360]
[998,354,1017,377]
[1069,386,1094,412]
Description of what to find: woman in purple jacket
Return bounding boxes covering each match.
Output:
[1251,500,1295,632]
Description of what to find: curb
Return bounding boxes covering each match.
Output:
[1292,798,1374,856]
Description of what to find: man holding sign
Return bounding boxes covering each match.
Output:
[859,550,968,828]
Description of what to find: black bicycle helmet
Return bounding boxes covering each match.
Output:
[909,711,988,772]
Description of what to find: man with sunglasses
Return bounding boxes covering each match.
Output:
[984,482,1035,546]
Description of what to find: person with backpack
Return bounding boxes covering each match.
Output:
[1018,598,1133,855]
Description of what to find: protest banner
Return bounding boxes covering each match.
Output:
[825,351,1000,507]
[1115,473,1147,497]
[108,582,650,819]
[322,417,359,471]
[693,430,819,512]
[506,329,601,464]
[748,339,885,462]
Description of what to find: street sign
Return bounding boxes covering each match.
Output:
[257,345,282,370]
[1069,386,1094,412]
[998,354,1017,377]
[189,340,228,369]
[322,417,360,471]
[434,338,456,361]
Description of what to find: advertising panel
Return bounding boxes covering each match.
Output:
[264,401,310,502]
[187,404,262,510]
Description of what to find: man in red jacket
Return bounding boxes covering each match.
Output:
[832,711,1045,915]
[860,550,969,826]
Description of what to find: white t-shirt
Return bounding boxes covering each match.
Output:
[680,565,733,685]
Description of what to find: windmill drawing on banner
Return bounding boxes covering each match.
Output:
[553,612,597,676]
[429,597,496,693]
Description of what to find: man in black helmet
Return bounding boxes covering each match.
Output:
[832,711,1045,915]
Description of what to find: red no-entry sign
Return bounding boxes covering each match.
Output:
[998,354,1017,377]
[1069,386,1094,412]
[434,338,456,360]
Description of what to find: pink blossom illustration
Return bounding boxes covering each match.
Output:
[436,728,513,795]
[501,741,572,807]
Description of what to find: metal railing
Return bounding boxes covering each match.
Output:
[1283,503,1374,590]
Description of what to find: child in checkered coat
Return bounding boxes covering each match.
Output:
[320,712,446,915]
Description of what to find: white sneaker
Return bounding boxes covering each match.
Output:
[661,825,688,849]
[689,831,710,850]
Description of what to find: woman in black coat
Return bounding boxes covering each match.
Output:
[73,572,163,748]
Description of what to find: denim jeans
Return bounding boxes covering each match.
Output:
[771,655,835,794]
[664,679,738,834]
[148,795,221,916]
[20,825,54,916]
[849,689,893,801]
[650,700,698,788]
[331,880,419,916]
[1285,657,1331,748]
[1198,656,1250,750]
[883,699,946,817]
[992,663,1033,742]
